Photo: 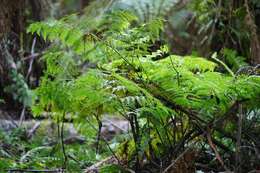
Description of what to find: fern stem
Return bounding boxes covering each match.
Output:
[95,114,102,154]
[61,112,68,169]
[211,53,235,77]
[235,104,243,173]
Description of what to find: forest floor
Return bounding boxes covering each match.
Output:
[0,110,130,172]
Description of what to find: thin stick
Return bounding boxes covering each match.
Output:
[27,121,41,139]
[22,53,42,61]
[235,104,243,173]
[206,131,229,171]
[169,56,180,86]
[61,112,68,169]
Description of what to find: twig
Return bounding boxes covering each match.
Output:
[206,131,230,172]
[22,53,42,61]
[169,56,180,86]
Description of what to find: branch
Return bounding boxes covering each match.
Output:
[235,104,243,173]
[206,130,230,172]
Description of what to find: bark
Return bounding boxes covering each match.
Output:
[29,0,50,21]
[0,0,25,110]
[244,0,260,65]
[0,0,25,39]
[80,0,91,10]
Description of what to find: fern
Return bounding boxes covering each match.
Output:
[221,48,248,72]
[28,10,260,169]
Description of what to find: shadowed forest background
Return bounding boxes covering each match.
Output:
[0,0,260,172]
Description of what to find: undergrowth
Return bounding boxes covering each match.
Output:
[0,121,112,172]
[2,9,259,172]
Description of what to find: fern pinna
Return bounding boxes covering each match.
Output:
[28,10,260,171]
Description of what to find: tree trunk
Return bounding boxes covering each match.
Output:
[29,0,50,21]
[80,0,91,10]
[244,0,260,65]
[0,0,25,110]
[0,0,25,39]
